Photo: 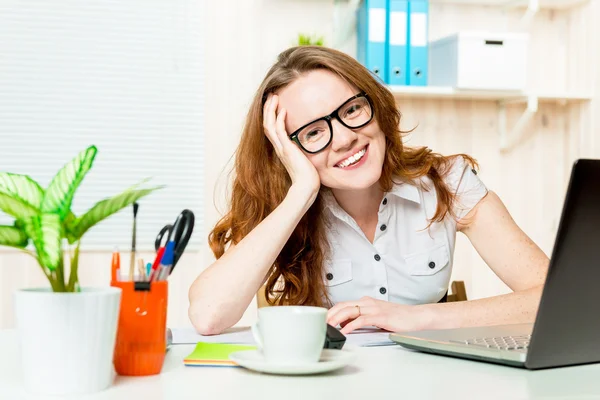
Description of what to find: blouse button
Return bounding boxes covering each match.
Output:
[379,287,387,295]
[374,254,381,262]
[428,261,436,269]
[380,224,387,231]
[382,198,388,205]
[326,273,334,281]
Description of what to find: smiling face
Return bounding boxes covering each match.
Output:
[277,70,386,191]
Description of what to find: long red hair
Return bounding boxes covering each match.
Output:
[209,46,477,307]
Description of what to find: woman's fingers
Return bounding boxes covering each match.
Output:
[327,298,375,325]
[327,301,359,325]
[263,94,282,150]
[340,316,375,335]
[328,304,375,328]
[275,107,290,145]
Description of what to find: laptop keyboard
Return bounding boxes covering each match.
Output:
[450,335,531,350]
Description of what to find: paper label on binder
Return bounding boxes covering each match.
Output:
[390,12,407,46]
[410,13,427,47]
[368,8,386,43]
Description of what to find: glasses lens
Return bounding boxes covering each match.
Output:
[297,119,331,153]
[339,96,372,128]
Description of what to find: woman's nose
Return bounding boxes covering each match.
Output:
[330,120,357,152]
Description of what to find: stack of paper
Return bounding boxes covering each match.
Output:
[344,328,395,347]
[169,327,255,346]
[183,342,256,367]
[170,327,396,347]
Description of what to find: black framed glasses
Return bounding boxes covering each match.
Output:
[288,92,374,154]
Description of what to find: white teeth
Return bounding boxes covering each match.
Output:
[337,148,366,168]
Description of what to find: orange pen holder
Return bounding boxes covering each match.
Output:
[111,280,168,376]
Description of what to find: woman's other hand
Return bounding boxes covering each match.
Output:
[326,297,432,335]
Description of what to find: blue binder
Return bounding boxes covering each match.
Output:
[386,0,409,86]
[408,0,429,86]
[357,0,387,82]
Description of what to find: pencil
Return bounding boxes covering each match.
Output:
[111,247,120,282]
[137,258,146,281]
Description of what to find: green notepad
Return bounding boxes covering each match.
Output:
[183,342,256,367]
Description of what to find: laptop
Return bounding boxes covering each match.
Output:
[390,159,600,370]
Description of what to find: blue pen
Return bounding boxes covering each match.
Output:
[156,241,175,281]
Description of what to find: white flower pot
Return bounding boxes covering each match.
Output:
[14,287,121,396]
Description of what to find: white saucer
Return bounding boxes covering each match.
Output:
[229,349,356,375]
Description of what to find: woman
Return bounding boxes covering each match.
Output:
[188,46,549,336]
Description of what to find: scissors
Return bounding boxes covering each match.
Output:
[154,209,195,271]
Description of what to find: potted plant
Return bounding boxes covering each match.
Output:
[297,33,325,46]
[1,145,161,395]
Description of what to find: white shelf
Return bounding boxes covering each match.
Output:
[429,0,589,10]
[388,86,592,152]
[388,85,592,103]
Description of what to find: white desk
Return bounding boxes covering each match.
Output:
[1,329,600,400]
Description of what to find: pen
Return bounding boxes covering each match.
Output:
[111,248,120,282]
[149,246,165,282]
[146,262,152,279]
[156,241,175,281]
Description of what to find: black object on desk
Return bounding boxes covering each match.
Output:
[154,209,195,271]
[324,324,346,349]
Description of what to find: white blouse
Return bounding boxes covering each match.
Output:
[322,157,488,306]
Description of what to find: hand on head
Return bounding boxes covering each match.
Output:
[263,93,321,198]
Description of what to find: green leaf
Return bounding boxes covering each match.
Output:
[63,211,79,244]
[124,177,153,192]
[0,225,28,248]
[72,187,163,239]
[41,146,97,219]
[0,173,44,210]
[0,192,40,219]
[297,33,324,46]
[23,214,63,271]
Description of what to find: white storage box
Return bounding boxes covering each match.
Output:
[429,31,529,91]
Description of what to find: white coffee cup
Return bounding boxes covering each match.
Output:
[252,306,327,365]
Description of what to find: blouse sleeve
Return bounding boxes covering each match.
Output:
[443,156,489,220]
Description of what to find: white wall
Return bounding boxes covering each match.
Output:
[1,0,599,329]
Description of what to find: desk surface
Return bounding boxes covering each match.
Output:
[2,329,600,400]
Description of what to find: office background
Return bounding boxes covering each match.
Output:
[0,0,599,330]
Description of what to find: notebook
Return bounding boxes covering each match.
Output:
[183,342,257,367]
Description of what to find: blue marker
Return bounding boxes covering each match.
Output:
[146,262,152,278]
[157,241,175,281]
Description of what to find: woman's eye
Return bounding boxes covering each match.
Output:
[306,130,320,139]
[345,105,362,117]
